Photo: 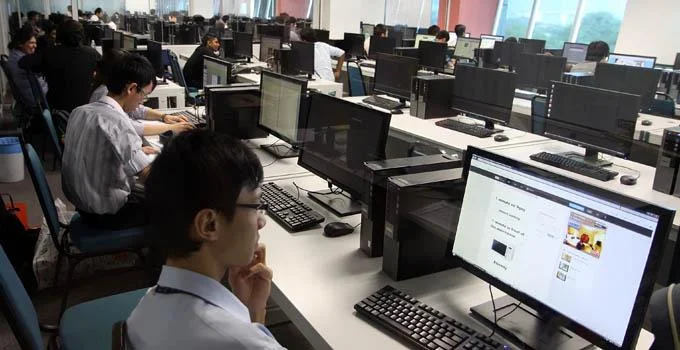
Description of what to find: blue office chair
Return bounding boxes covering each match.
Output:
[531,95,548,135]
[649,92,677,118]
[0,54,39,130]
[346,61,366,96]
[0,238,147,350]
[22,144,147,319]
[167,51,203,105]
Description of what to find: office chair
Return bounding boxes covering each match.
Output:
[531,95,548,135]
[22,144,147,319]
[650,92,677,118]
[346,61,366,97]
[650,284,680,349]
[167,51,203,105]
[0,54,39,130]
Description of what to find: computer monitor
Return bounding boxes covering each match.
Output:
[203,56,232,86]
[414,34,435,49]
[257,24,284,40]
[343,33,366,58]
[593,62,662,112]
[374,53,419,101]
[259,35,281,65]
[122,34,137,50]
[361,23,375,36]
[368,36,397,60]
[492,40,520,68]
[518,38,545,54]
[113,31,123,49]
[258,71,308,158]
[562,42,588,64]
[146,40,164,78]
[297,93,392,216]
[418,41,447,71]
[388,30,404,46]
[290,41,315,78]
[516,53,567,91]
[480,34,503,49]
[233,32,253,61]
[674,52,680,70]
[402,27,416,40]
[455,146,673,350]
[545,81,639,163]
[607,53,656,68]
[103,26,114,40]
[453,37,481,60]
[102,39,113,56]
[314,29,330,43]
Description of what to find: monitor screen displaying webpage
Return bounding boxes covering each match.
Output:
[452,152,662,347]
[607,53,656,68]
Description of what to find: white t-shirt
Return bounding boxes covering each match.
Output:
[107,21,117,30]
[90,14,99,21]
[314,42,344,81]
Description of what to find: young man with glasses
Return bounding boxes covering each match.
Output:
[62,54,159,230]
[126,129,286,349]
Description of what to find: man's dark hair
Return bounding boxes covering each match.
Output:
[374,24,387,37]
[145,130,264,258]
[27,11,40,21]
[505,36,518,43]
[39,19,56,34]
[9,25,34,49]
[106,53,157,94]
[221,15,229,22]
[586,41,610,62]
[56,20,83,46]
[201,33,218,46]
[427,25,440,36]
[92,49,128,93]
[300,27,316,42]
[285,16,297,25]
[454,24,466,37]
[94,8,102,15]
[436,30,450,42]
[49,13,66,25]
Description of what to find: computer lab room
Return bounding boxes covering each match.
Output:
[2,0,680,349]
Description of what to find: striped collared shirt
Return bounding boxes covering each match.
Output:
[90,84,149,136]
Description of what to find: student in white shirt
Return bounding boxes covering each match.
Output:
[300,28,344,82]
[364,23,387,57]
[126,129,286,350]
[90,8,102,21]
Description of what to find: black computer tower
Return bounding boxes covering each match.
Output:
[410,75,455,119]
[361,155,460,257]
[394,47,419,60]
[204,84,269,140]
[654,127,680,196]
[383,168,465,281]
[274,48,296,75]
[220,38,235,59]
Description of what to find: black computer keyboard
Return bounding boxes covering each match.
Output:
[529,152,619,181]
[172,110,205,126]
[363,96,404,111]
[355,286,507,350]
[435,119,498,138]
[261,182,325,232]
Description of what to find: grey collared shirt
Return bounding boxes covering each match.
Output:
[126,266,286,350]
[90,84,149,136]
[62,95,153,214]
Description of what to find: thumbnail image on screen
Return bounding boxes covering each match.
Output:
[564,212,606,259]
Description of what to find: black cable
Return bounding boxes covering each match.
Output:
[262,157,280,167]
[488,285,498,338]
[293,182,342,197]
[497,302,522,322]
[353,222,361,229]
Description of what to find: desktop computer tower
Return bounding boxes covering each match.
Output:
[383,168,465,281]
[410,75,455,119]
[204,84,269,140]
[653,127,680,196]
[361,155,460,257]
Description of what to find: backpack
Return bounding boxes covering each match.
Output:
[0,194,38,294]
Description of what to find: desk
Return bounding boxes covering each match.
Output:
[236,73,344,98]
[149,80,184,108]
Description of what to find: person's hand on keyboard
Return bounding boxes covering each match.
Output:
[170,122,195,132]
[142,146,160,155]
[165,114,189,123]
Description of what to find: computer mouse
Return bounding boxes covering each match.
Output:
[323,222,355,237]
[641,119,652,126]
[390,109,404,115]
[493,134,509,142]
[620,175,637,186]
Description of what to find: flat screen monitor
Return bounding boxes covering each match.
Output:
[388,30,404,46]
[203,56,232,86]
[593,62,662,112]
[480,34,503,49]
[233,32,253,59]
[122,34,137,50]
[258,71,307,148]
[418,41,447,71]
[402,27,416,40]
[674,52,680,70]
[314,29,330,43]
[415,34,435,48]
[361,23,375,36]
[518,38,545,54]
[562,42,588,64]
[492,40,520,68]
[102,39,113,56]
[516,53,567,90]
[297,93,391,215]
[545,81,639,159]
[451,65,517,128]
[258,24,284,40]
[368,36,397,60]
[146,40,164,78]
[374,53,419,101]
[259,35,281,64]
[291,41,315,77]
[343,33,366,58]
[607,53,656,68]
[453,37,481,60]
[103,26,114,40]
[454,146,673,350]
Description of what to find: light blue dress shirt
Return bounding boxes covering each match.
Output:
[126,265,286,350]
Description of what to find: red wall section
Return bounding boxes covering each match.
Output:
[277,0,308,19]
[450,0,498,36]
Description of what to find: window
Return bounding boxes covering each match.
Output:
[385,0,435,28]
[576,0,627,51]
[532,0,579,49]
[496,0,534,39]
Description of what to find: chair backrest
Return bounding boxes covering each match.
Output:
[167,51,187,88]
[42,110,63,160]
[22,144,64,253]
[112,320,128,350]
[26,71,49,112]
[651,92,676,118]
[531,95,547,135]
[0,243,44,350]
[346,61,366,97]
[0,54,33,114]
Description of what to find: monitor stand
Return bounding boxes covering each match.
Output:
[559,148,613,167]
[260,143,299,158]
[308,189,362,217]
[470,296,591,350]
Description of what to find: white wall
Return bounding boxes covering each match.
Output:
[320,0,385,38]
[189,0,213,16]
[384,0,431,28]
[126,0,150,13]
[615,0,680,65]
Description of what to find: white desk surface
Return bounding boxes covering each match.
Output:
[262,174,655,350]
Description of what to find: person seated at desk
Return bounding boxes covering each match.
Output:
[126,129,286,350]
[183,33,221,89]
[435,30,455,69]
[91,49,194,136]
[62,54,158,230]
[427,25,440,36]
[286,16,300,42]
[300,28,345,82]
[364,23,387,57]
[567,40,609,74]
[90,7,102,22]
[6,25,48,113]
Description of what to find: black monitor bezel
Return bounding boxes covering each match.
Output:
[259,35,282,64]
[291,41,315,76]
[460,146,673,350]
[453,37,481,60]
[450,64,517,125]
[343,33,366,58]
[146,40,164,77]
[516,53,567,90]
[373,53,419,101]
[561,42,588,64]
[593,62,662,112]
[257,70,308,146]
[233,31,254,58]
[122,33,137,50]
[202,55,232,87]
[368,36,397,60]
[607,52,657,68]
[418,41,448,72]
[518,38,546,54]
